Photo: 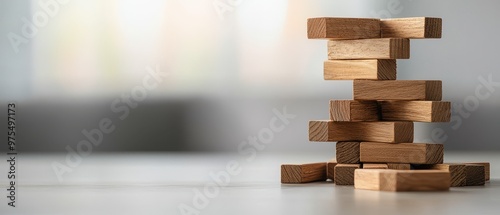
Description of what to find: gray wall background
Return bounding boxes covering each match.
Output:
[1,0,499,152]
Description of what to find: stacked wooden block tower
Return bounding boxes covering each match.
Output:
[281,17,490,191]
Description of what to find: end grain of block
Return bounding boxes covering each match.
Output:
[464,164,485,186]
[336,141,361,164]
[335,164,361,186]
[327,162,338,181]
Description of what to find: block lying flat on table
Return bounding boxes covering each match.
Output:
[324,60,396,80]
[379,101,450,122]
[380,17,442,38]
[309,121,413,143]
[336,142,361,164]
[328,38,409,60]
[363,164,388,169]
[360,142,443,164]
[307,17,380,39]
[464,164,485,186]
[354,169,450,191]
[415,163,466,187]
[335,164,361,185]
[466,162,490,181]
[330,100,379,122]
[354,80,442,101]
[281,163,327,183]
[327,162,338,181]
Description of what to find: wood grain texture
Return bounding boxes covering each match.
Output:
[309,121,413,143]
[307,17,380,39]
[324,60,396,80]
[281,163,327,183]
[327,162,338,181]
[360,142,443,164]
[334,164,361,185]
[415,164,466,187]
[464,164,486,186]
[328,38,409,60]
[466,162,490,181]
[387,163,411,170]
[379,101,450,122]
[363,164,388,169]
[380,17,442,38]
[354,169,450,191]
[336,142,361,164]
[330,100,379,122]
[354,80,442,101]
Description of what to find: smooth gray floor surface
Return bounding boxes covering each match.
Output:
[0,152,499,215]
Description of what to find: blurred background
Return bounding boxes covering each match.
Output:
[1,0,500,153]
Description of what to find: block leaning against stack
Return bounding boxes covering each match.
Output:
[280,17,490,191]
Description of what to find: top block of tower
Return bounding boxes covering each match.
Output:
[308,17,442,39]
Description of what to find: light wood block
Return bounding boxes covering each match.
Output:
[336,142,360,164]
[380,17,442,38]
[324,60,396,80]
[466,162,490,181]
[281,163,327,183]
[464,164,486,186]
[307,17,380,39]
[334,164,361,185]
[379,101,450,122]
[360,142,443,164]
[363,164,388,169]
[387,163,411,170]
[328,38,409,60]
[330,100,379,122]
[354,169,450,191]
[353,80,442,101]
[327,162,337,181]
[416,164,466,187]
[309,121,413,143]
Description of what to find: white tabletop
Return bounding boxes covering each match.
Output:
[1,151,499,215]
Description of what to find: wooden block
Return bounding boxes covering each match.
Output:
[387,163,411,170]
[330,100,379,122]
[363,164,388,169]
[415,164,466,187]
[354,80,442,101]
[327,162,337,181]
[464,164,485,186]
[354,169,450,191]
[379,101,450,122]
[309,121,413,143]
[380,17,442,38]
[328,38,409,60]
[336,142,360,164]
[307,17,380,39]
[360,142,443,164]
[466,162,490,181]
[334,164,361,185]
[281,163,327,183]
[324,60,396,80]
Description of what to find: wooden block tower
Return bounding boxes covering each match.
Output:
[280,17,490,191]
